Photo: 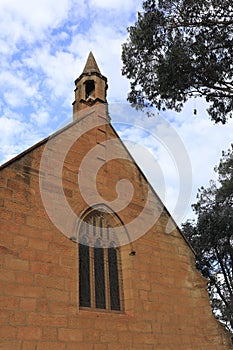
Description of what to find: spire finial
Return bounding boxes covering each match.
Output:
[82,52,101,74]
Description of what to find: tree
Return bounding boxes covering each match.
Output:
[182,145,233,332]
[122,0,233,124]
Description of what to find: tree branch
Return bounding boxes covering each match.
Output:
[209,274,229,307]
[206,85,233,94]
[215,247,233,295]
[172,19,233,28]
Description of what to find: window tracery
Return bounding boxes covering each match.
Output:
[78,209,123,311]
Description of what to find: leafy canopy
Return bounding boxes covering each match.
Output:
[182,145,233,332]
[122,0,233,123]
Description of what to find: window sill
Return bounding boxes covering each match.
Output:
[78,307,131,318]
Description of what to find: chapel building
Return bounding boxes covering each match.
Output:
[0,52,231,350]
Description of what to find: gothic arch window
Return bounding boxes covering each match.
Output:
[78,209,123,311]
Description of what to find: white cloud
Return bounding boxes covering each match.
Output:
[89,0,141,12]
[0,114,43,164]
[0,116,24,141]
[0,0,73,39]
[0,71,38,108]
[23,47,76,103]
[30,110,50,127]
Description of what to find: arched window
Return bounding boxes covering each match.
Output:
[85,80,95,99]
[78,210,122,311]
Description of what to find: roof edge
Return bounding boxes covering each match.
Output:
[0,117,84,171]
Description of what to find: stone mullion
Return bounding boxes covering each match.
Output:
[117,248,124,312]
[104,248,111,310]
[89,247,95,308]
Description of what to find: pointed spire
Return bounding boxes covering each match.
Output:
[82,52,101,74]
[73,52,108,120]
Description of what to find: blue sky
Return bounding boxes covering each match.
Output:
[0,0,233,226]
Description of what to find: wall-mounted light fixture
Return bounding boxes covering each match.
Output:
[129,251,136,256]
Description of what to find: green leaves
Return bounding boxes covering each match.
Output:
[182,145,233,332]
[122,0,233,123]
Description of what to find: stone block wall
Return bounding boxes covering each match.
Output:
[0,113,231,349]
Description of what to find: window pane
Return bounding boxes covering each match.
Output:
[108,248,120,311]
[79,244,90,307]
[94,247,106,309]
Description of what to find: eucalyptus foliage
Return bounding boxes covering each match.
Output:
[122,0,233,123]
[182,145,233,332]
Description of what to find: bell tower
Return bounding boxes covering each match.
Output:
[72,52,108,120]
